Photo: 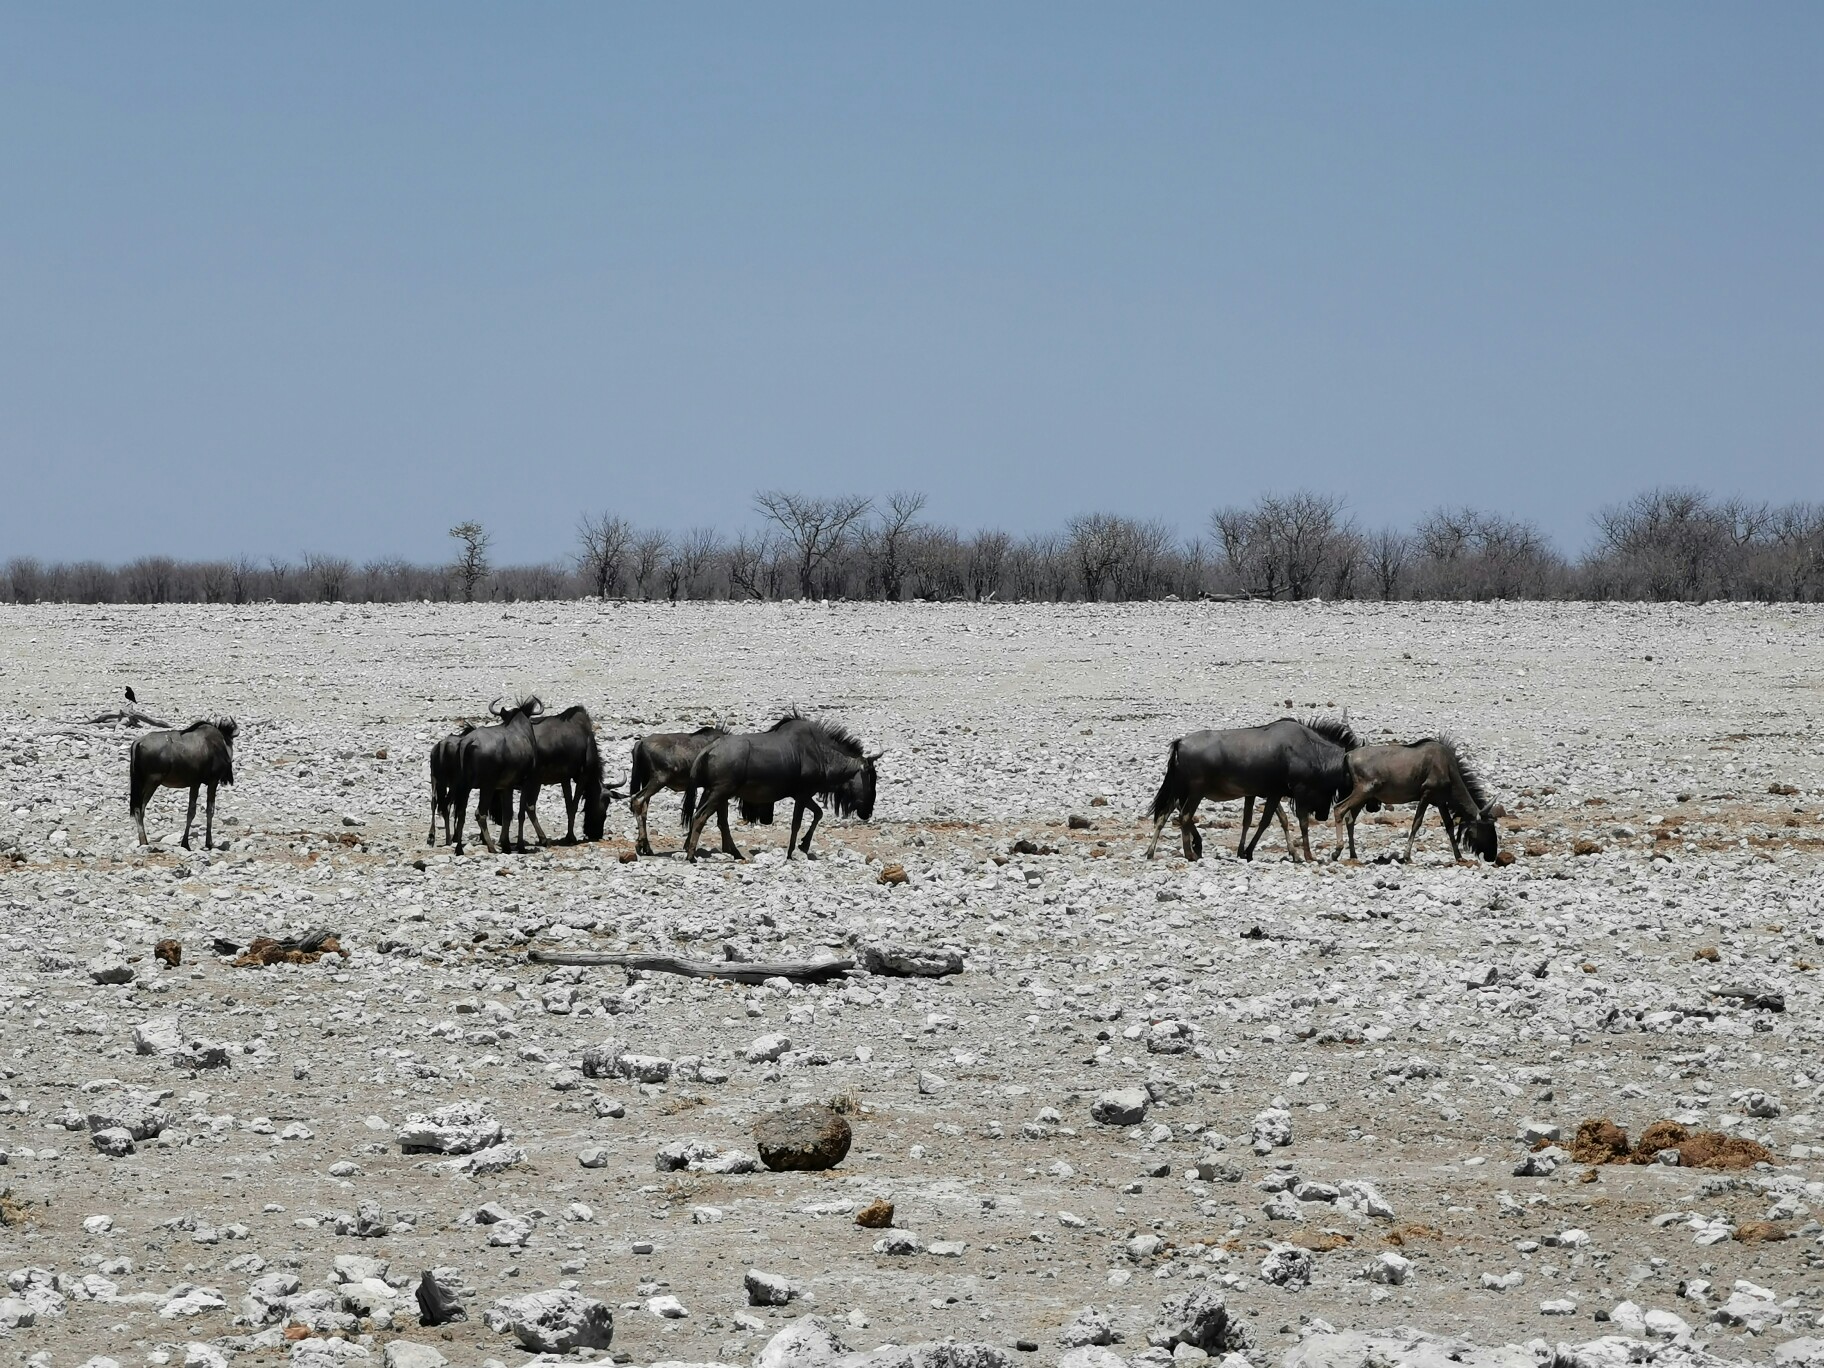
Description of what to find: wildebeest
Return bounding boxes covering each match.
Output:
[684,714,879,861]
[427,723,509,846]
[1145,716,1358,863]
[129,718,237,850]
[627,726,727,856]
[449,696,543,855]
[519,705,609,844]
[1330,737,1504,863]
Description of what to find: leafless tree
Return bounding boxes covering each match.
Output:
[1366,528,1410,600]
[967,530,1010,601]
[630,530,670,600]
[858,491,928,601]
[725,531,775,601]
[753,490,873,599]
[662,527,720,600]
[907,524,967,600]
[301,551,353,603]
[7,557,43,603]
[448,522,491,603]
[575,513,633,599]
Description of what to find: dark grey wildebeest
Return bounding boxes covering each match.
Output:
[427,723,509,846]
[684,714,878,861]
[627,726,727,856]
[129,718,237,850]
[1146,716,1358,863]
[520,706,610,845]
[450,697,543,855]
[1330,737,1504,863]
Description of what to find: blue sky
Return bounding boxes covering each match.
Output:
[2,4,1819,562]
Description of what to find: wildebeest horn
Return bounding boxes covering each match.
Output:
[1489,803,1507,819]
[528,695,545,716]
[487,697,504,716]
[865,751,886,762]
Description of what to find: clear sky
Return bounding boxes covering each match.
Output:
[2,4,1819,564]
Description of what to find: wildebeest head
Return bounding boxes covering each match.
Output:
[489,695,544,723]
[1461,802,1505,862]
[214,717,238,746]
[829,752,880,822]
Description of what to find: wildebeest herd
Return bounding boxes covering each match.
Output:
[125,703,1503,864]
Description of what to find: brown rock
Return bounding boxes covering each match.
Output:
[1572,838,1602,856]
[1694,946,1720,962]
[856,1199,894,1228]
[754,1104,852,1172]
[877,864,907,885]
[618,850,638,864]
[153,939,182,968]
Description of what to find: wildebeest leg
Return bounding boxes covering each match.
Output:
[451,786,469,854]
[797,796,823,858]
[429,788,442,846]
[1296,805,1314,862]
[786,799,805,858]
[1239,797,1274,861]
[1145,807,1176,859]
[180,784,199,850]
[204,783,217,850]
[133,797,149,846]
[716,802,742,858]
[475,788,499,854]
[631,782,662,855]
[1273,801,1302,862]
[562,778,579,843]
[1403,799,1430,862]
[685,789,736,860]
[1179,797,1201,861]
[1441,806,1464,861]
[521,786,550,849]
[1331,782,1372,860]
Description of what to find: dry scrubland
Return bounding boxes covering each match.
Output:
[1,601,1822,1368]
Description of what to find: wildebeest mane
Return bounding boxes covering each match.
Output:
[1434,734,1492,813]
[767,711,865,758]
[1296,714,1359,751]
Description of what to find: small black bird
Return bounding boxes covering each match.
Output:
[125,686,137,705]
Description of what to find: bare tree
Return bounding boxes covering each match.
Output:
[301,551,353,603]
[448,522,491,603]
[575,513,632,599]
[967,530,1010,601]
[725,531,774,601]
[858,491,928,600]
[753,490,873,599]
[630,529,670,600]
[1367,528,1410,600]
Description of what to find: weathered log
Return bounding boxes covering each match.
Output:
[74,707,175,729]
[527,950,856,984]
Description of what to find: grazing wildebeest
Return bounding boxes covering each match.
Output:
[1330,737,1504,863]
[520,706,609,845]
[450,696,543,855]
[1145,716,1358,863]
[129,718,237,850]
[684,714,879,861]
[627,726,727,856]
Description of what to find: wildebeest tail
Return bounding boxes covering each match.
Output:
[128,739,144,810]
[1150,739,1186,821]
[679,786,697,829]
[628,741,652,799]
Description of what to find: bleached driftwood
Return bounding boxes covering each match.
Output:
[527,950,856,985]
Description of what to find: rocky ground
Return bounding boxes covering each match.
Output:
[0,600,1821,1368]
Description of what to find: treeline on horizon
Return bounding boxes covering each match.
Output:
[5,486,1823,607]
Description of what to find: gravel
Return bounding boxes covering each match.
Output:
[0,600,1821,1364]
